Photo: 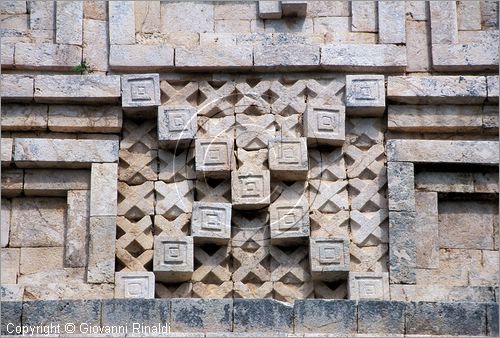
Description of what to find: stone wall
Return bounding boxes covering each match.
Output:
[1,0,499,336]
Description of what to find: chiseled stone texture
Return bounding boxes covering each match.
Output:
[387,161,415,212]
[294,300,356,335]
[122,74,161,108]
[1,248,19,284]
[0,75,34,101]
[1,199,11,247]
[15,43,82,71]
[171,299,232,333]
[176,46,253,69]
[87,216,116,284]
[102,299,169,332]
[233,299,293,334]
[357,300,405,335]
[254,44,320,68]
[1,104,48,131]
[48,105,122,133]
[115,272,155,299]
[389,211,416,284]
[1,138,13,167]
[20,247,64,275]
[1,301,22,335]
[110,45,174,71]
[90,163,118,217]
[24,169,90,196]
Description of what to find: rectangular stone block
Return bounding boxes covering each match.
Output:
[15,43,82,71]
[345,75,385,115]
[55,1,83,44]
[281,1,307,17]
[415,192,439,269]
[1,199,10,247]
[390,285,497,302]
[171,299,232,333]
[386,139,499,165]
[321,44,407,71]
[110,45,174,71]
[109,1,135,44]
[269,200,309,245]
[1,104,48,131]
[487,303,499,337]
[122,74,161,109]
[303,105,345,146]
[474,172,499,193]
[430,1,458,44]
[348,272,389,300]
[10,197,66,247]
[195,138,234,179]
[1,169,23,197]
[351,1,377,32]
[28,1,54,30]
[387,76,487,104]
[1,285,24,301]
[432,43,499,71]
[406,20,430,72]
[2,138,13,167]
[87,216,116,283]
[483,105,499,133]
[176,46,253,69]
[90,163,117,217]
[388,105,483,132]
[457,1,481,30]
[254,44,319,68]
[378,1,405,44]
[1,301,22,335]
[115,271,155,299]
[1,1,27,14]
[389,211,416,284]
[158,106,197,148]
[268,137,308,180]
[20,247,64,275]
[192,202,231,244]
[1,248,19,284]
[14,138,119,168]
[24,169,90,196]
[294,300,356,334]
[65,190,90,268]
[232,168,271,210]
[1,43,14,69]
[406,302,486,336]
[258,1,281,19]
[387,161,415,212]
[83,18,108,72]
[358,300,405,334]
[160,1,214,33]
[0,74,33,102]
[234,299,293,333]
[415,171,474,193]
[153,235,194,282]
[488,75,499,102]
[102,299,169,332]
[48,105,122,133]
[310,237,350,281]
[22,300,101,335]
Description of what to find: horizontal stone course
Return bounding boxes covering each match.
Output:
[110,45,174,70]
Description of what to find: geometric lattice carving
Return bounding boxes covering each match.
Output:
[155,180,194,219]
[309,180,349,213]
[192,246,232,283]
[270,246,310,283]
[116,215,154,272]
[119,149,157,185]
[309,148,346,181]
[118,182,155,220]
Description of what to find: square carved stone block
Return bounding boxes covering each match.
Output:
[310,237,350,281]
[121,74,160,108]
[268,137,308,181]
[303,105,345,146]
[158,106,197,149]
[348,272,389,300]
[115,271,155,299]
[269,200,309,245]
[153,235,193,282]
[191,202,232,244]
[232,168,271,210]
[346,75,385,115]
[195,138,234,179]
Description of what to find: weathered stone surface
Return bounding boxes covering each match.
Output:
[415,192,439,269]
[234,299,293,333]
[281,1,307,17]
[432,43,499,71]
[109,1,135,44]
[20,247,64,275]
[15,43,82,71]
[487,75,499,102]
[22,300,101,334]
[388,105,482,132]
[155,180,193,219]
[345,75,385,115]
[195,138,234,178]
[232,168,271,210]
[135,1,161,33]
[258,1,281,19]
[87,216,116,283]
[389,211,416,284]
[1,43,14,68]
[176,46,253,69]
[236,114,275,150]
[474,172,499,193]
[0,1,26,14]
[268,137,308,180]
[102,299,169,332]
[303,105,345,145]
[23,169,90,196]
[269,200,309,245]
[348,272,389,300]
[153,235,194,282]
[294,300,356,334]
[171,299,232,333]
[387,76,487,104]
[192,202,232,244]
[387,161,415,212]
[10,197,66,247]
[378,1,405,44]
[358,300,405,334]
[1,199,11,247]
[1,138,13,166]
[406,301,487,336]
[386,139,499,164]
[254,44,319,68]
[457,0,481,30]
[406,20,430,72]
[66,190,90,268]
[439,200,496,250]
[483,105,499,133]
[415,171,474,193]
[1,248,19,284]
[122,74,161,109]
[114,272,155,299]
[55,1,83,44]
[1,284,24,301]
[28,1,54,30]
[1,301,22,335]
[0,74,33,101]
[90,163,118,217]
[34,75,121,103]
[110,44,174,71]
[310,237,350,281]
[1,169,23,197]
[14,138,119,168]
[48,105,122,133]
[487,303,499,337]
[390,285,497,302]
[351,1,377,32]
[161,2,214,33]
[430,1,458,44]
[83,18,108,72]
[1,104,48,131]
[321,44,406,71]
